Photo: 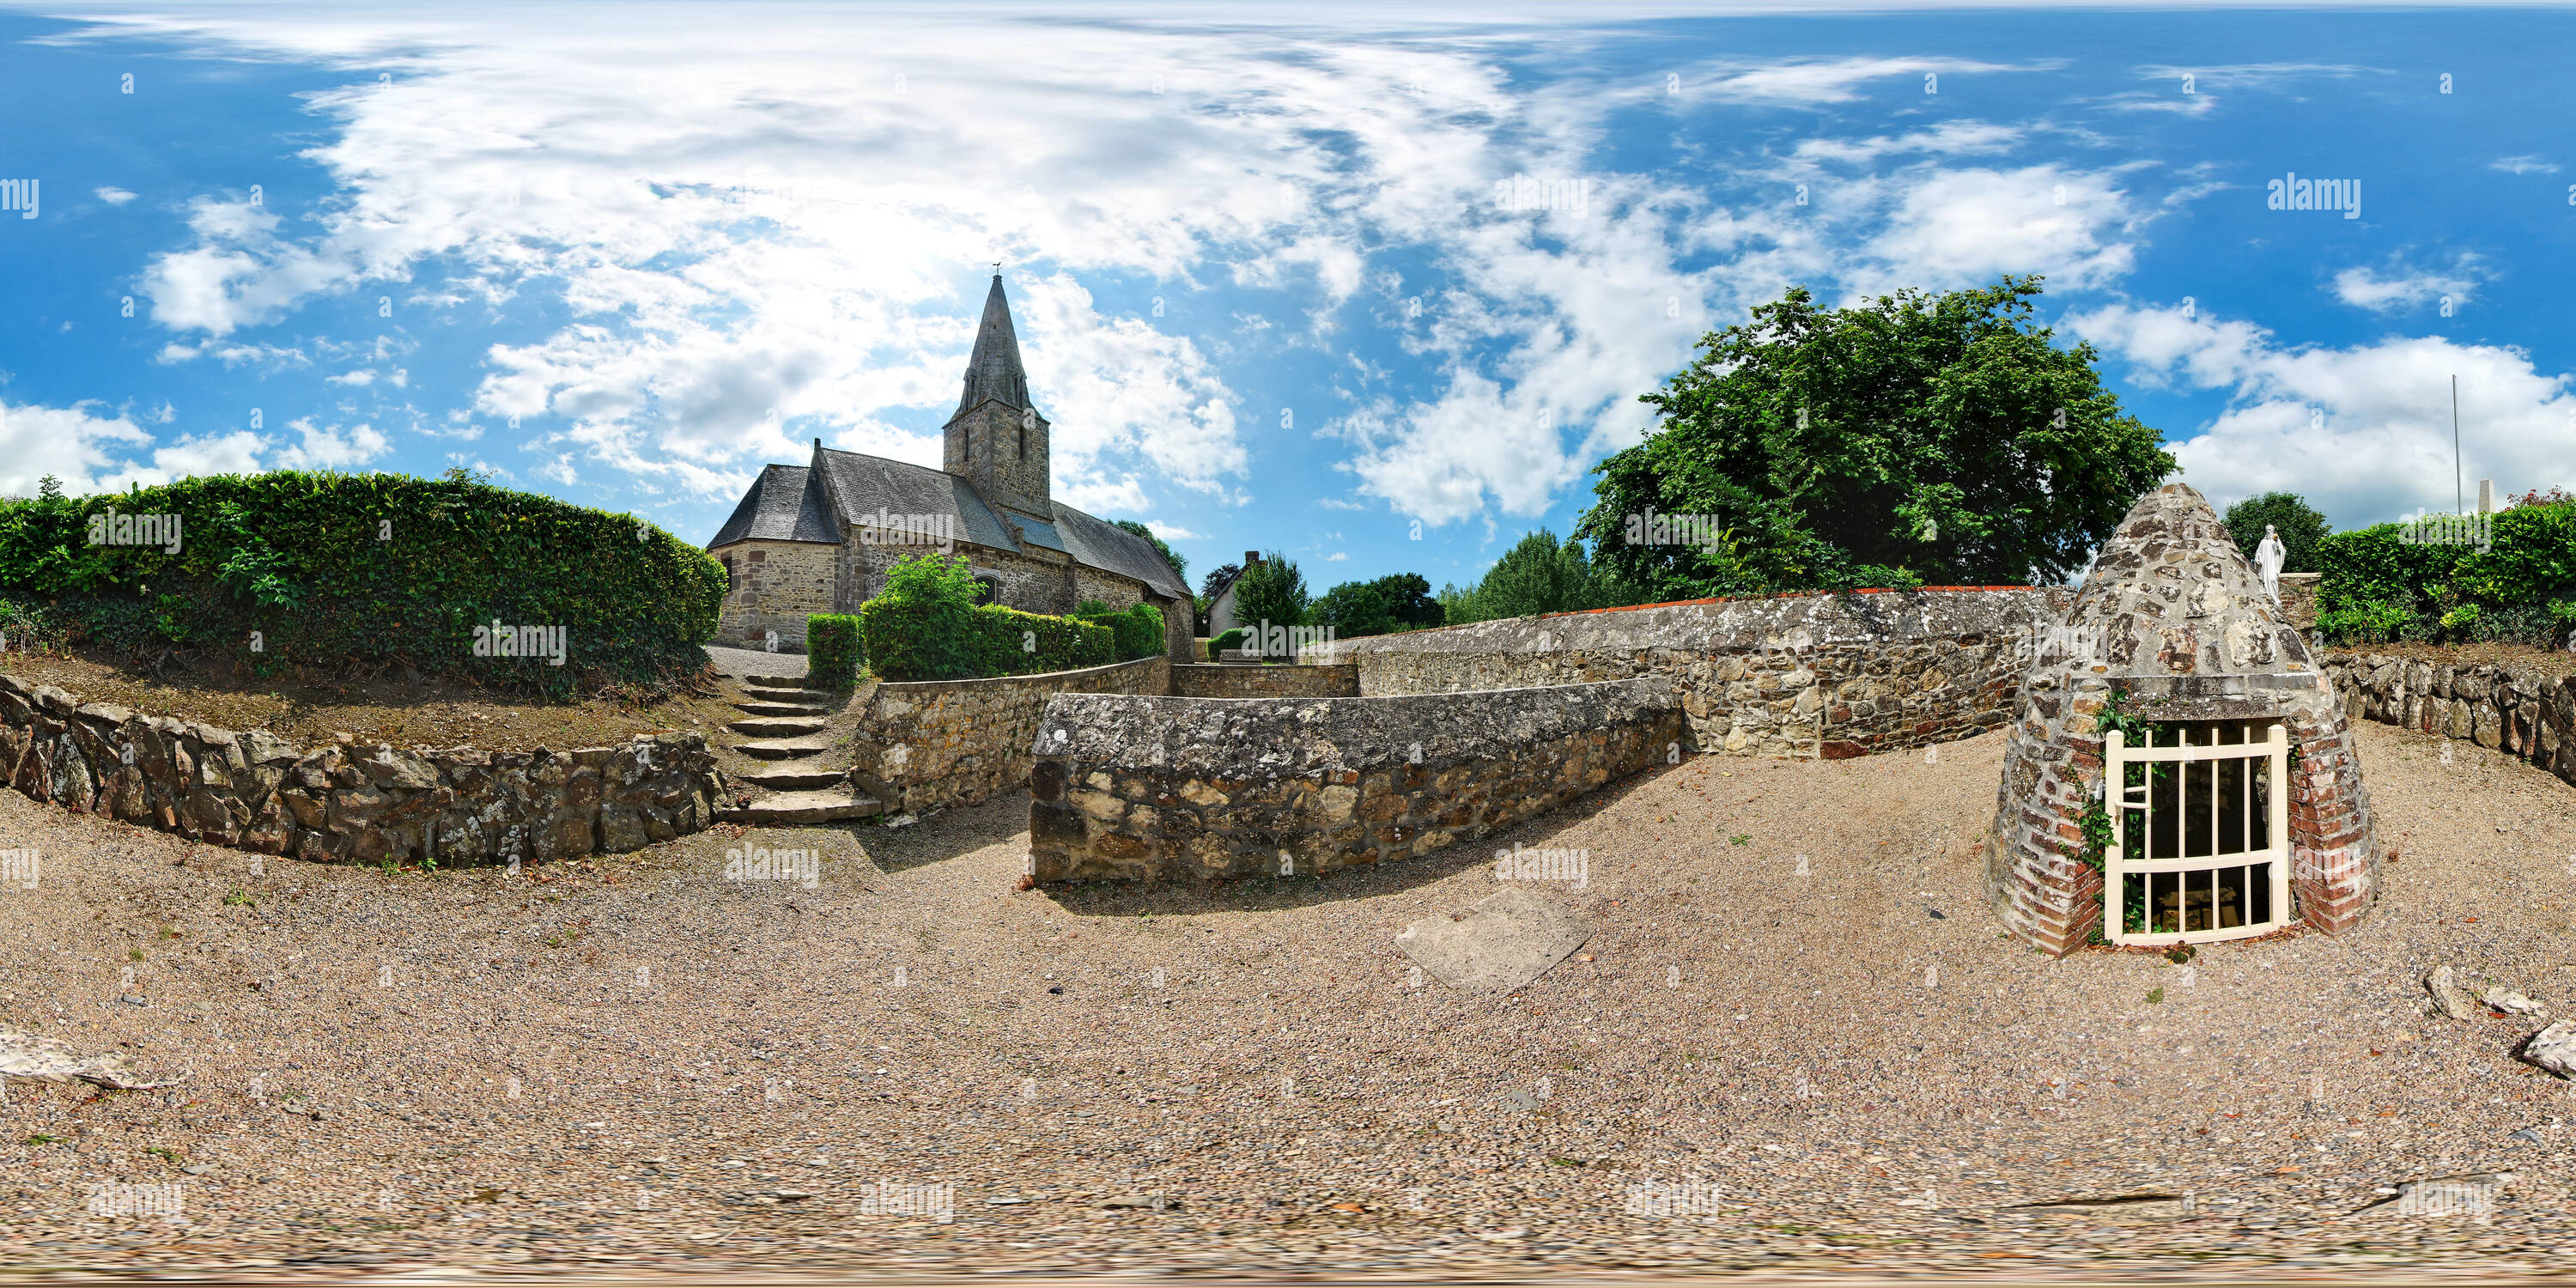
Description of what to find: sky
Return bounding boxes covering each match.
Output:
[2,1,2572,596]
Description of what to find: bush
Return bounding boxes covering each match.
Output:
[806,613,863,688]
[856,554,982,680]
[1077,601,1165,660]
[2314,500,2576,647]
[1208,628,1247,659]
[0,469,723,699]
[974,604,1112,675]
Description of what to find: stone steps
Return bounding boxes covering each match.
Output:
[735,737,834,761]
[744,673,817,690]
[731,765,847,791]
[732,701,829,718]
[729,716,828,738]
[714,790,883,825]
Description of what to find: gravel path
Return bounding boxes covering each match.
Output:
[702,645,806,679]
[1,720,2570,1276]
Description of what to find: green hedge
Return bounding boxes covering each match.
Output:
[806,613,863,688]
[1208,627,1247,659]
[2315,501,2576,646]
[1078,601,1165,661]
[975,604,1113,675]
[0,470,724,698]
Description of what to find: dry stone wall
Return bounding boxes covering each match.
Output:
[0,673,724,866]
[1314,589,2069,758]
[1025,678,1683,884]
[1170,664,1360,699]
[2326,651,2576,782]
[850,654,1170,817]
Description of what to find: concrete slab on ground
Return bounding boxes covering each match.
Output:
[1395,886,1590,993]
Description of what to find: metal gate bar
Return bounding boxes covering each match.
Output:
[2104,720,2288,946]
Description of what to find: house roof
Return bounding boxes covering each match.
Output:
[1050,504,1187,600]
[706,465,841,546]
[812,448,1020,551]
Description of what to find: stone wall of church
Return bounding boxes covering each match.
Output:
[949,402,1052,518]
[713,539,837,650]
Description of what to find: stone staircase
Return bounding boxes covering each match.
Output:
[714,672,885,825]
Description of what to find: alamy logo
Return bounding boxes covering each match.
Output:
[472,622,567,667]
[1622,508,1731,553]
[0,848,35,890]
[2395,509,2493,552]
[86,507,183,555]
[1247,618,1334,660]
[854,509,957,553]
[726,846,819,889]
[1495,842,1588,888]
[87,1182,185,1219]
[1492,173,1590,216]
[1624,1177,1724,1217]
[858,1179,954,1224]
[2266,172,2360,219]
[0,178,35,219]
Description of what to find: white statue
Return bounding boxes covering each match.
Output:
[2253,524,2286,604]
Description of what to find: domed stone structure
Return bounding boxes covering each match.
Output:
[1984,483,2379,955]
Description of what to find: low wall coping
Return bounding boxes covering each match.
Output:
[871,654,1162,695]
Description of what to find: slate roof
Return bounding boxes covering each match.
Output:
[812,449,1018,552]
[706,465,841,546]
[955,274,1033,419]
[1050,504,1188,601]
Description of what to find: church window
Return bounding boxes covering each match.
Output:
[1018,422,1026,459]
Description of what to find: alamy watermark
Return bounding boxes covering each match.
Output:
[86,507,183,555]
[2265,171,2360,219]
[858,1179,954,1224]
[1,848,34,890]
[2393,1176,2504,1221]
[726,846,819,890]
[1494,842,1588,888]
[853,509,957,554]
[1622,508,1729,552]
[1624,1176,1724,1217]
[2394,508,2493,552]
[1492,173,1590,217]
[0,178,35,220]
[1245,618,1334,660]
[86,1182,185,1221]
[472,622,567,667]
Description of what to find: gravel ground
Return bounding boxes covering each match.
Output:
[1,720,2571,1278]
[702,646,805,679]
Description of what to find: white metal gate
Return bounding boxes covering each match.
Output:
[2103,720,2289,946]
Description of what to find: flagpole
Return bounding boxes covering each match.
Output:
[2452,374,2462,515]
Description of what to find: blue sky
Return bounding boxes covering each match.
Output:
[2,2,2572,597]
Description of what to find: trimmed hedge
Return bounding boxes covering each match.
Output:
[806,613,863,688]
[0,470,724,698]
[1208,627,1247,659]
[975,604,1113,675]
[2315,501,2576,646]
[1078,601,1166,661]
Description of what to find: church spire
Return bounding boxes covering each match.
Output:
[955,271,1031,418]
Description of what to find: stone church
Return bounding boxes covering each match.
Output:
[708,274,1193,659]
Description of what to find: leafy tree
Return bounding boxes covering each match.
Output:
[1436,580,1485,625]
[1474,529,1639,620]
[1577,276,2175,599]
[1113,519,1187,586]
[2221,491,2330,575]
[1200,562,1240,599]
[1309,572,1443,638]
[1230,550,1309,634]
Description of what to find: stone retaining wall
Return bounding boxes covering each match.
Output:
[851,655,1170,817]
[1026,678,1683,883]
[0,673,724,865]
[1312,588,2071,758]
[2325,651,2576,784]
[1170,663,1360,699]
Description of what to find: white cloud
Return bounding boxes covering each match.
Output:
[1145,521,1203,539]
[2490,155,2560,175]
[94,186,137,205]
[1690,57,2023,105]
[271,418,391,470]
[1791,120,2022,165]
[1326,551,1349,562]
[0,400,154,496]
[2069,302,2576,526]
[2331,252,2490,314]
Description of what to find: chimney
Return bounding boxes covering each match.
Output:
[1244,550,1261,567]
[2478,478,2494,513]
